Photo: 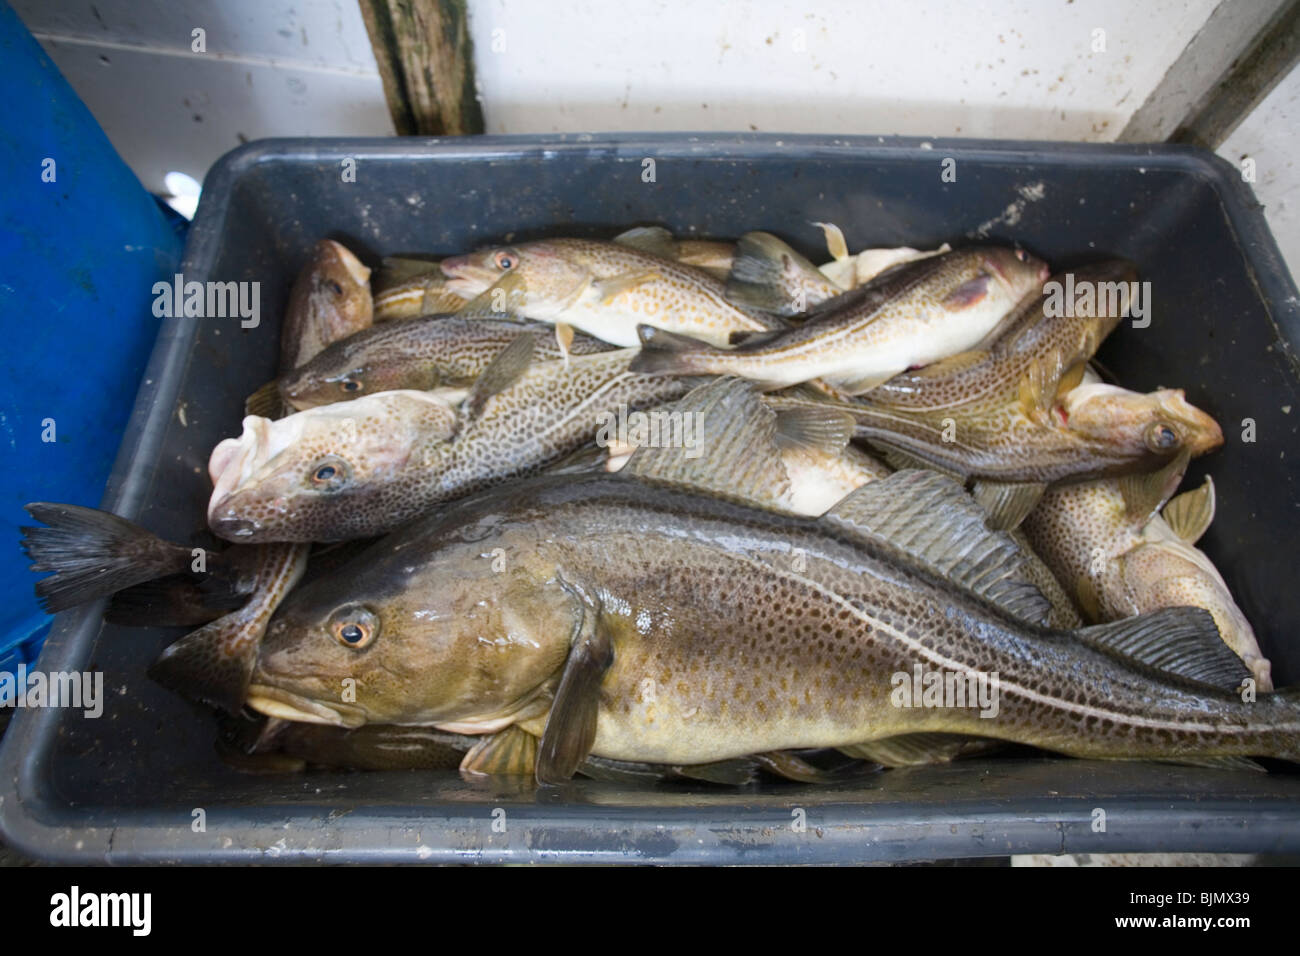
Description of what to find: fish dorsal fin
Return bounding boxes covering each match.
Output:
[1119,447,1191,526]
[971,480,1048,531]
[772,406,855,457]
[623,378,792,510]
[595,271,661,305]
[1077,606,1251,692]
[1162,476,1215,543]
[725,231,832,316]
[455,271,527,320]
[612,225,679,261]
[823,470,1052,625]
[459,725,538,776]
[460,331,534,423]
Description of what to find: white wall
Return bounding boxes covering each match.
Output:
[13,0,1297,276]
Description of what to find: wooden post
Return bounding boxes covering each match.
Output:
[359,0,485,136]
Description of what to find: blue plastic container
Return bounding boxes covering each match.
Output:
[0,1,183,675]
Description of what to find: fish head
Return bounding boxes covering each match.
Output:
[1061,383,1224,461]
[206,390,464,542]
[284,240,374,367]
[279,328,419,411]
[441,241,589,316]
[982,246,1051,301]
[246,536,573,727]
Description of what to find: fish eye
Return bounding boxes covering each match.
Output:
[1014,248,1028,262]
[330,605,379,649]
[1146,422,1180,451]
[309,457,352,489]
[325,279,344,295]
[340,378,361,392]
[493,250,517,271]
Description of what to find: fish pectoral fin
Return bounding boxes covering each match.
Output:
[245,379,285,419]
[825,470,1052,626]
[1118,447,1192,527]
[725,231,834,316]
[1054,361,1087,399]
[772,406,855,457]
[838,733,999,768]
[611,225,679,261]
[455,271,527,320]
[812,221,850,261]
[459,725,539,776]
[623,377,793,510]
[536,579,613,785]
[596,271,661,305]
[1162,476,1216,544]
[971,480,1047,532]
[1076,606,1252,692]
[460,330,536,423]
[942,273,992,309]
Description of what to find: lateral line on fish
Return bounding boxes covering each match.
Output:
[743,550,1288,738]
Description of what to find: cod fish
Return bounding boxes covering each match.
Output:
[207,335,693,542]
[769,382,1223,530]
[372,256,469,320]
[281,240,374,371]
[630,246,1049,392]
[270,314,611,413]
[1023,384,1271,689]
[245,422,1300,783]
[440,236,785,348]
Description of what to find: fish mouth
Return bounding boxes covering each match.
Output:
[440,254,497,295]
[246,683,367,728]
[208,416,273,527]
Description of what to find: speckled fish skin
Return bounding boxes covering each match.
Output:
[1024,479,1272,689]
[245,473,1300,765]
[439,237,784,347]
[629,247,1050,391]
[281,240,374,370]
[207,350,692,543]
[866,260,1136,413]
[771,381,1223,484]
[278,315,612,411]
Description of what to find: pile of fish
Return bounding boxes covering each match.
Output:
[22,223,1296,786]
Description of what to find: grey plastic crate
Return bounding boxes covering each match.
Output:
[2,134,1298,863]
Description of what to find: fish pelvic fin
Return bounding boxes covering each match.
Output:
[21,503,197,613]
[460,725,538,776]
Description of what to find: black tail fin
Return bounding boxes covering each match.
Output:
[627,323,714,375]
[107,575,250,627]
[21,503,195,613]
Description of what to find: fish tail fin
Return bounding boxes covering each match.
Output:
[147,614,254,715]
[725,231,831,315]
[244,379,286,419]
[627,323,717,375]
[21,503,195,613]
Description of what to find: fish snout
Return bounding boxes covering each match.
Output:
[209,513,263,540]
